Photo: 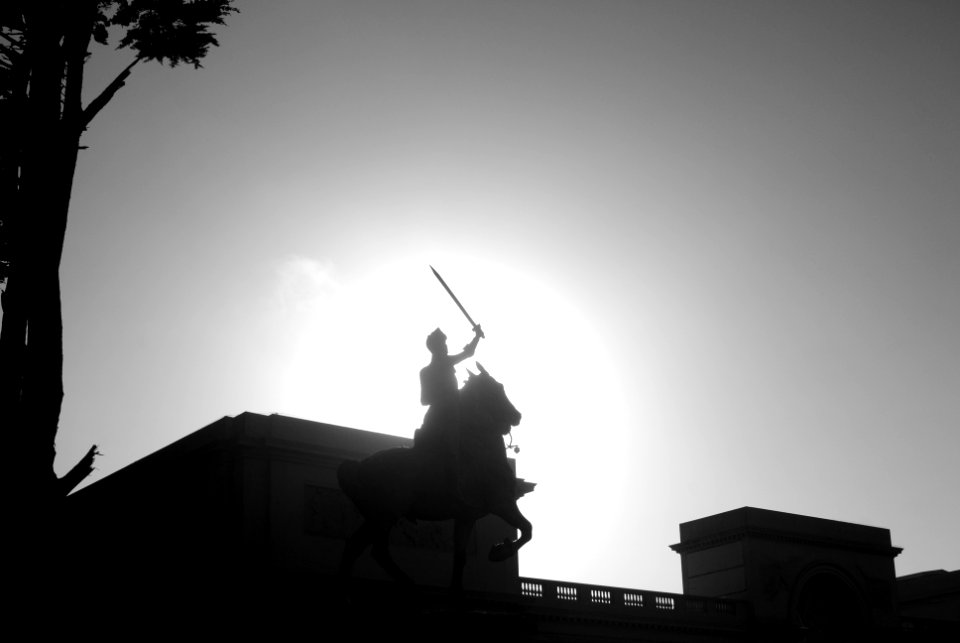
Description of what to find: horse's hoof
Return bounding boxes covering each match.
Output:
[489,540,516,562]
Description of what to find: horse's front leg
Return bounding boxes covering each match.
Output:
[451,517,476,592]
[489,501,532,562]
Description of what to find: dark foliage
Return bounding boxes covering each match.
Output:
[0,1,237,285]
[0,1,236,511]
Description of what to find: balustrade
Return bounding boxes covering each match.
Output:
[517,577,746,622]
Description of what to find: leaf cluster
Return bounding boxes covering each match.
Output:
[102,0,237,68]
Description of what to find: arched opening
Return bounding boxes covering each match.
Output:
[794,569,868,641]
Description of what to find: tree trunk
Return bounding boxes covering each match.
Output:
[3,6,95,523]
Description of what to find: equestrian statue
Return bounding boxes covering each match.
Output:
[336,267,533,591]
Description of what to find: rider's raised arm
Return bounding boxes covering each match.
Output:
[450,326,482,365]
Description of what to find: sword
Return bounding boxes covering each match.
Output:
[430,266,485,338]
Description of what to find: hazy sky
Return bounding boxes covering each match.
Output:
[39,0,960,593]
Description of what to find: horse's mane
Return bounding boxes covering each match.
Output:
[457,365,518,446]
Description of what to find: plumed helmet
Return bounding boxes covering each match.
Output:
[426,328,447,353]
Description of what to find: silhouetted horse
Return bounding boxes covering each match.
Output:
[336,364,532,591]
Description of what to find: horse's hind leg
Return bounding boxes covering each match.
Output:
[489,501,532,562]
[371,526,414,586]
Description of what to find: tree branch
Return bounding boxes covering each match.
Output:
[80,58,140,130]
[58,444,101,496]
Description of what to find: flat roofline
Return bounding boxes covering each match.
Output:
[671,506,901,557]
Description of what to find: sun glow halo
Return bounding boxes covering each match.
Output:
[272,254,633,579]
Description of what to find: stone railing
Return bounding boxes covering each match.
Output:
[517,577,748,622]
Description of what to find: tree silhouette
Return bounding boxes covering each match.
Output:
[0,1,236,536]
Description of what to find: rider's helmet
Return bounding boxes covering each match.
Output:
[426,328,447,355]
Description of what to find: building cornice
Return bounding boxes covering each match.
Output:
[670,524,903,558]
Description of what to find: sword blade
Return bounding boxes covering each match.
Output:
[430,266,484,337]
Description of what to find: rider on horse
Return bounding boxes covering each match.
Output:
[415,326,483,488]
[338,358,530,590]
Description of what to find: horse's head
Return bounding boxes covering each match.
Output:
[461,362,522,435]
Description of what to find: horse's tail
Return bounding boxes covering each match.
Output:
[337,459,362,503]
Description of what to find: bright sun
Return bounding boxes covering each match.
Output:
[271,251,634,582]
